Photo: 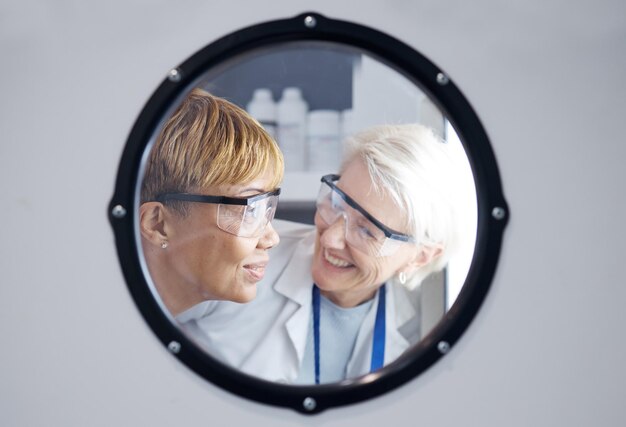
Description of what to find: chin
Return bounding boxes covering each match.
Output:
[312,269,338,293]
[230,286,256,304]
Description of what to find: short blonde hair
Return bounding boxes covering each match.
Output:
[342,124,459,289]
[141,88,283,213]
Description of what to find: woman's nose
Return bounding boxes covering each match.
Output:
[319,214,347,249]
[258,221,279,249]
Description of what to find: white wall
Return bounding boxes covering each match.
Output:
[2,1,625,425]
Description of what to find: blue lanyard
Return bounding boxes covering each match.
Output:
[312,284,386,385]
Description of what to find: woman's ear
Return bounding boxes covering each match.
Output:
[403,243,443,275]
[139,202,168,246]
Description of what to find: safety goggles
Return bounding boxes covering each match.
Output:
[156,189,280,238]
[316,175,415,257]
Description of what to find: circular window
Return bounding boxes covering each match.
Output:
[109,12,508,414]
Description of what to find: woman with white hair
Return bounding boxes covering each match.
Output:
[188,123,459,384]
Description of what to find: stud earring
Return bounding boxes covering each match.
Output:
[161,241,169,249]
[398,271,407,285]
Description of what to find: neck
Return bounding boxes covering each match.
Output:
[143,242,199,317]
[154,281,195,317]
[319,287,378,308]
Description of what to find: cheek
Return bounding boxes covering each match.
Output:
[355,256,393,285]
[348,251,383,283]
[179,230,215,261]
[199,233,253,272]
[227,237,260,266]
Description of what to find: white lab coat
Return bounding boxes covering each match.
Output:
[179,220,422,383]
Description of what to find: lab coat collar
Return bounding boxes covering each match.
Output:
[386,282,418,360]
[175,300,218,323]
[273,230,316,364]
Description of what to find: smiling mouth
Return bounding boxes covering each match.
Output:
[243,263,267,281]
[324,249,353,268]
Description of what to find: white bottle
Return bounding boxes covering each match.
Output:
[307,110,341,172]
[277,87,308,172]
[340,108,355,142]
[246,88,277,139]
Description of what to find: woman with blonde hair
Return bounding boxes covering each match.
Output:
[139,88,284,317]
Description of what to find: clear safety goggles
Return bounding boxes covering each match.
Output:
[316,175,416,257]
[156,189,280,238]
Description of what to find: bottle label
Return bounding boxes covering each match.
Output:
[308,135,340,172]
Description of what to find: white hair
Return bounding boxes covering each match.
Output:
[341,124,461,290]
